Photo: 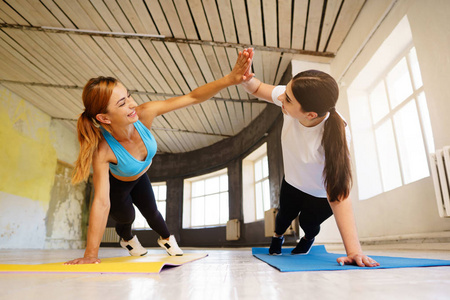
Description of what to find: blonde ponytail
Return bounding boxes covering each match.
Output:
[71,76,118,184]
[71,112,102,184]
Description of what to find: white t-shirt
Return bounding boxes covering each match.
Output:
[272,85,351,198]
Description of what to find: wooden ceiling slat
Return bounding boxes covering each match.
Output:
[0,52,38,82]
[165,42,218,134]
[3,83,75,117]
[158,0,186,39]
[74,35,121,80]
[5,0,47,26]
[56,0,100,30]
[262,0,278,47]
[127,39,166,93]
[177,43,230,135]
[216,0,237,43]
[141,40,182,94]
[0,4,28,25]
[88,0,121,31]
[48,35,100,80]
[27,31,87,85]
[326,0,365,53]
[112,38,158,92]
[2,29,74,85]
[247,0,263,46]
[129,0,159,35]
[144,0,172,36]
[172,0,197,39]
[40,0,75,28]
[0,7,20,24]
[21,0,62,27]
[91,36,144,91]
[173,1,235,136]
[187,0,212,41]
[262,51,280,85]
[274,53,293,84]
[291,0,308,50]
[318,0,342,52]
[230,0,251,44]
[304,0,324,51]
[202,0,226,42]
[0,34,55,83]
[278,0,292,49]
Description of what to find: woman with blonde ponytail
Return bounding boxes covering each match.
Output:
[65,50,253,265]
[240,49,379,267]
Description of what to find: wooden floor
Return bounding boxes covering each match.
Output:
[0,243,449,300]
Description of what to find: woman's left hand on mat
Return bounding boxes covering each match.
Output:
[64,257,101,265]
[337,254,380,267]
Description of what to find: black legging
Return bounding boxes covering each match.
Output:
[109,172,170,241]
[275,178,333,239]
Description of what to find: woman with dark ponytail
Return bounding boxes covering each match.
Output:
[65,50,252,265]
[241,49,379,267]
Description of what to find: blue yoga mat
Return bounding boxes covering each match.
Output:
[252,245,450,272]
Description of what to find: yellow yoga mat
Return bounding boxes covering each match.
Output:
[0,253,208,274]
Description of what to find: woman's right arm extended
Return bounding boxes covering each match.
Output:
[240,49,276,103]
[64,148,111,265]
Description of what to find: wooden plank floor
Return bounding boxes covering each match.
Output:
[0,243,449,300]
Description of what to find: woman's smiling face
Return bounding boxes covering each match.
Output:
[104,82,139,125]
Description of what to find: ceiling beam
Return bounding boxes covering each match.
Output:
[0,79,264,104]
[0,23,335,57]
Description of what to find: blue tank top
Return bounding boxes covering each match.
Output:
[100,120,157,177]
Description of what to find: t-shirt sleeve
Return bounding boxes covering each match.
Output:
[271,85,286,107]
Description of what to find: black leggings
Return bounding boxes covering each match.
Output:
[275,179,333,239]
[109,172,170,241]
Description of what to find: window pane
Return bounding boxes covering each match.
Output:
[375,121,402,191]
[205,194,220,225]
[157,201,166,220]
[262,179,270,211]
[254,160,262,181]
[255,182,264,220]
[192,181,204,197]
[394,101,429,183]
[369,81,390,123]
[133,205,147,229]
[262,156,269,178]
[205,177,219,195]
[220,174,228,192]
[409,47,423,89]
[191,197,205,227]
[386,58,413,108]
[220,192,229,224]
[158,185,167,200]
[417,92,435,153]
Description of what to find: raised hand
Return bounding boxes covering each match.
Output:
[227,48,254,85]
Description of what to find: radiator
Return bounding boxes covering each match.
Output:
[101,227,120,243]
[264,207,298,237]
[226,219,240,241]
[429,146,450,218]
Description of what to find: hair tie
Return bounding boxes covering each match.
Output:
[329,107,336,113]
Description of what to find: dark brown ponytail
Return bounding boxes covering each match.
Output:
[291,70,352,202]
[322,110,352,202]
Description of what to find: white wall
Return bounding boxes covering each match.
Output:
[314,0,450,243]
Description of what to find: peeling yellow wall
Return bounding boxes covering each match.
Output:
[0,88,57,206]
